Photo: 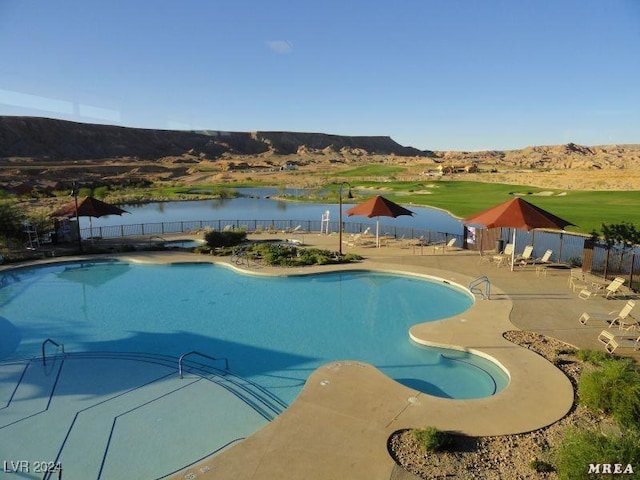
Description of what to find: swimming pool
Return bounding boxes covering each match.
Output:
[0,261,508,478]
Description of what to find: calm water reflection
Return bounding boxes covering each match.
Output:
[82,188,463,234]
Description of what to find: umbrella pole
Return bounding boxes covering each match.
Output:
[376,218,380,248]
[510,229,517,271]
[72,184,82,253]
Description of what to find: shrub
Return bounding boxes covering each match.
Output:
[568,256,582,267]
[576,349,608,365]
[578,358,640,427]
[529,459,555,473]
[93,186,109,199]
[555,428,640,479]
[412,427,453,453]
[204,230,247,248]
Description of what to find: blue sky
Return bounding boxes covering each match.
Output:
[1,0,639,151]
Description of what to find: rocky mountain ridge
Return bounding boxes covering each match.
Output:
[0,116,428,160]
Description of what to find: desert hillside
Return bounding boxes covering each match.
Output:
[0,116,639,191]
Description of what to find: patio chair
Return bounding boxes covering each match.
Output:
[567,268,586,291]
[578,300,636,328]
[283,224,302,234]
[599,331,640,354]
[514,245,534,266]
[529,249,553,267]
[492,243,514,267]
[578,277,625,300]
[433,237,457,254]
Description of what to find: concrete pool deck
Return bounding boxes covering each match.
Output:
[4,233,638,480]
[160,232,638,480]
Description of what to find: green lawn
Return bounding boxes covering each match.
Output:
[345,181,640,234]
[336,164,407,177]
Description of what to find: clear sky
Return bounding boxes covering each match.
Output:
[1,0,639,151]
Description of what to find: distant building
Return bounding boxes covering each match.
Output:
[280,162,298,171]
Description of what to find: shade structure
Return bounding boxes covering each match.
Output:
[463,197,574,270]
[52,196,128,240]
[346,195,414,247]
[52,196,128,219]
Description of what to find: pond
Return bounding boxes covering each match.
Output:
[80,188,464,235]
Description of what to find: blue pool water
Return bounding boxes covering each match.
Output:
[0,261,509,479]
[0,261,507,402]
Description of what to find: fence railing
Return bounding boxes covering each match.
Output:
[77,219,639,292]
[80,219,463,244]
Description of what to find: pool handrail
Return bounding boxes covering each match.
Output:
[42,338,65,366]
[179,350,229,378]
[469,276,491,300]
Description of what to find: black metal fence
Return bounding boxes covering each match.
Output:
[78,219,638,292]
[79,218,463,250]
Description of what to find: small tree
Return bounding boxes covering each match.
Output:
[0,201,25,247]
[593,222,640,275]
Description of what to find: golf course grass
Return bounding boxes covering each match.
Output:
[340,180,639,234]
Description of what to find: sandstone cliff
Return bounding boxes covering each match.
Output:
[0,116,429,160]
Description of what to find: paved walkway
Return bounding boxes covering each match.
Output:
[162,233,638,480]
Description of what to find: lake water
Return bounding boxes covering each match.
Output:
[82,188,464,235]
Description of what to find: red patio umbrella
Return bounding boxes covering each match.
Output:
[463,197,574,270]
[52,196,128,241]
[346,195,414,247]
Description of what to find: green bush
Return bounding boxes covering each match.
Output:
[93,186,109,199]
[578,358,640,427]
[204,230,247,248]
[412,427,453,453]
[529,459,555,473]
[555,428,640,479]
[576,349,609,365]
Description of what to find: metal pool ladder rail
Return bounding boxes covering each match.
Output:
[179,351,229,378]
[42,338,65,366]
[469,276,491,300]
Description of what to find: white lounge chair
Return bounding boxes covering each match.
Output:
[433,237,457,253]
[598,331,640,354]
[578,277,626,300]
[492,243,514,267]
[579,300,636,328]
[514,245,534,266]
[283,224,302,234]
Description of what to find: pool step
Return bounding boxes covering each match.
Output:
[49,357,269,480]
[0,358,63,428]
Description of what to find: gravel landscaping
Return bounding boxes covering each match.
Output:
[389,331,603,479]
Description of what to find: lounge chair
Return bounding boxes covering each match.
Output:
[578,300,636,328]
[514,245,534,266]
[533,249,553,265]
[578,277,625,300]
[433,237,457,253]
[343,233,375,248]
[492,243,514,267]
[568,268,586,290]
[283,225,302,234]
[598,331,640,354]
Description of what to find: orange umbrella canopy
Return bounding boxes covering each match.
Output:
[52,196,128,218]
[463,197,573,231]
[346,195,414,219]
[346,196,414,247]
